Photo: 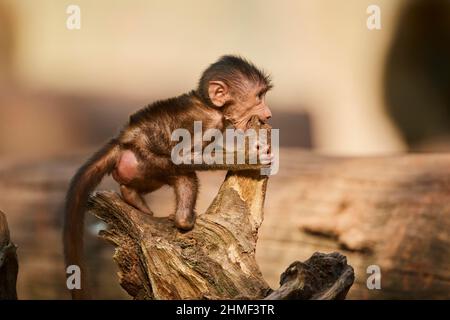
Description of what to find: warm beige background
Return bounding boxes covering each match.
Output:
[2,0,406,155]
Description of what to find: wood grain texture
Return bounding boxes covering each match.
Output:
[84,118,355,300]
[87,171,354,300]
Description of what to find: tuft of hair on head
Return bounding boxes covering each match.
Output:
[197,55,272,105]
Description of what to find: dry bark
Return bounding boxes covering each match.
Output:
[87,171,354,300]
[86,118,354,299]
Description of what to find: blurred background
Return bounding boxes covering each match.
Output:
[0,0,449,299]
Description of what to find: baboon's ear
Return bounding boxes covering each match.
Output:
[208,81,230,107]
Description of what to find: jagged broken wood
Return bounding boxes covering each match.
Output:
[86,117,354,299]
[87,169,354,299]
[0,210,18,300]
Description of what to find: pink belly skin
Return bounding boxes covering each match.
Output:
[113,150,139,184]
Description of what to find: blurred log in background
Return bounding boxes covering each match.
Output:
[0,149,448,299]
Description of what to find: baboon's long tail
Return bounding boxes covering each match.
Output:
[63,139,120,299]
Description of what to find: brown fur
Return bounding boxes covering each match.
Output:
[63,55,272,299]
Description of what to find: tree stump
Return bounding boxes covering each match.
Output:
[86,117,354,299]
[0,210,18,300]
[87,169,354,300]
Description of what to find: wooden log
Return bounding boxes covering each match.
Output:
[0,210,18,300]
[87,172,354,299]
[264,252,354,300]
[85,117,354,300]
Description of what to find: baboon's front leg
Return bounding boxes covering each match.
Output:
[173,173,199,230]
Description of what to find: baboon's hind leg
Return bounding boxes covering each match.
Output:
[120,185,153,215]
